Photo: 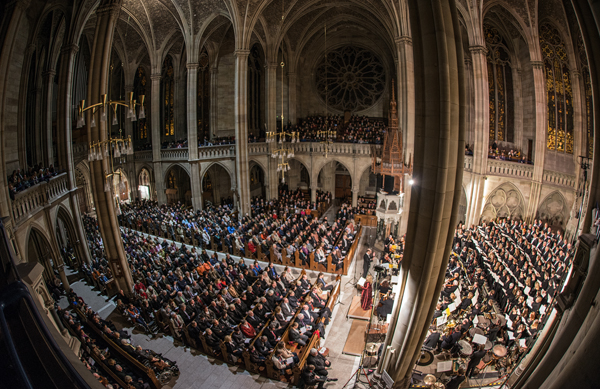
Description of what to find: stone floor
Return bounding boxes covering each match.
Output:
[60,227,379,389]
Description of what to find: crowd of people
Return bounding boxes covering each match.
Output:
[422,218,572,386]
[81,209,340,384]
[279,115,385,144]
[7,163,60,198]
[118,189,358,273]
[60,292,177,389]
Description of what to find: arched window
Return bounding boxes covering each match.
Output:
[198,48,210,141]
[540,23,573,154]
[485,24,514,143]
[578,34,594,159]
[167,170,177,189]
[162,56,174,137]
[133,66,147,140]
[248,45,263,135]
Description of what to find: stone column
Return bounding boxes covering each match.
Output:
[382,1,466,388]
[396,36,415,159]
[186,63,202,210]
[465,45,489,226]
[123,84,134,140]
[150,73,162,162]
[56,43,91,265]
[525,60,547,221]
[288,72,297,125]
[210,67,218,139]
[310,185,317,204]
[42,69,56,165]
[352,187,359,208]
[512,67,524,150]
[266,62,278,133]
[86,0,133,293]
[234,50,251,215]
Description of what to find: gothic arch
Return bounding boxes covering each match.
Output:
[202,162,233,207]
[164,164,192,205]
[536,191,569,230]
[480,182,526,222]
[25,226,57,284]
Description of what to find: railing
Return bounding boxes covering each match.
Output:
[464,155,473,172]
[161,148,189,161]
[291,142,373,156]
[12,173,70,224]
[248,142,268,155]
[543,170,576,189]
[197,144,235,159]
[134,150,152,162]
[487,159,534,179]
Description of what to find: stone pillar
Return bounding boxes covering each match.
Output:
[512,67,524,150]
[42,69,56,165]
[525,60,547,221]
[186,63,203,210]
[56,43,91,265]
[310,185,317,203]
[86,0,133,293]
[234,50,251,215]
[210,68,218,139]
[150,73,162,162]
[288,72,297,125]
[266,62,278,133]
[465,45,489,226]
[352,187,359,208]
[123,84,134,140]
[154,162,166,204]
[382,1,466,388]
[56,263,70,293]
[396,36,415,160]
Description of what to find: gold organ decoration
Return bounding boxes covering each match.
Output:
[163,55,175,136]
[540,23,573,154]
[371,81,413,193]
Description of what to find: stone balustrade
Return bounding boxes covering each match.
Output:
[134,150,152,162]
[543,170,576,189]
[464,155,473,171]
[487,159,534,179]
[12,173,70,224]
[291,142,373,155]
[248,143,269,155]
[161,148,189,161]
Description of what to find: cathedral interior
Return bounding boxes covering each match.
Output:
[1,0,600,388]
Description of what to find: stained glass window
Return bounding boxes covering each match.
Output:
[133,66,147,140]
[578,34,594,159]
[540,23,573,153]
[485,24,514,144]
[162,56,174,137]
[197,48,210,141]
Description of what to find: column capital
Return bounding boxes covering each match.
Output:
[395,36,412,46]
[43,69,56,79]
[531,60,544,70]
[151,73,161,82]
[96,0,123,16]
[572,70,580,78]
[234,49,251,58]
[186,62,199,70]
[210,67,218,75]
[469,45,487,55]
[266,62,279,70]
[60,44,79,56]
[124,84,134,92]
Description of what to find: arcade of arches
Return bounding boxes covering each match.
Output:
[1,0,600,389]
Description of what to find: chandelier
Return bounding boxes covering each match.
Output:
[76,91,144,192]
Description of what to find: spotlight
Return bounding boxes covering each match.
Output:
[408,179,414,185]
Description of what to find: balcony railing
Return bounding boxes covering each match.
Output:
[197,145,235,159]
[487,159,534,179]
[161,148,189,161]
[12,173,70,224]
[291,142,373,155]
[464,155,473,172]
[543,170,576,189]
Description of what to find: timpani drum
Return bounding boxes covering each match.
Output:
[484,340,493,351]
[468,327,484,338]
[492,344,508,359]
[458,340,473,358]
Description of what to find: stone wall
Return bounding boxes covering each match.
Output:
[216,54,235,136]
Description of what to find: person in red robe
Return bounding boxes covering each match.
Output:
[361,274,373,310]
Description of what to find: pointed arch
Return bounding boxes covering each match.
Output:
[536,190,569,230]
[480,182,526,222]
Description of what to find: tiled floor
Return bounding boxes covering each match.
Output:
[60,228,377,389]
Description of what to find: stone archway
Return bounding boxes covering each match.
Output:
[27,228,56,285]
[318,160,352,200]
[138,167,153,200]
[55,207,81,267]
[284,159,311,192]
[537,191,569,231]
[249,162,266,199]
[165,165,192,205]
[112,168,130,202]
[202,163,233,207]
[480,182,526,223]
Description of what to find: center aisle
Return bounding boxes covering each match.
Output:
[62,227,376,389]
